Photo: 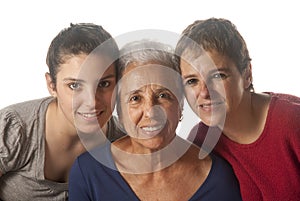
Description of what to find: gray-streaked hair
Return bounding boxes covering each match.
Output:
[118,39,180,78]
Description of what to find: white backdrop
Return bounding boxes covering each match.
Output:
[1,0,299,113]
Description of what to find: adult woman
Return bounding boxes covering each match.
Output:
[69,40,242,201]
[0,23,124,200]
[176,18,300,201]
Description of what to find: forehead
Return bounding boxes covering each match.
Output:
[120,62,181,94]
[180,50,236,75]
[58,53,115,80]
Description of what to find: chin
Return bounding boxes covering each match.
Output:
[200,116,224,128]
[76,124,103,135]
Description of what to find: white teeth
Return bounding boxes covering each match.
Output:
[142,125,163,132]
[80,112,100,118]
[201,102,223,107]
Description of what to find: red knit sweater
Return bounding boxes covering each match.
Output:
[188,93,300,201]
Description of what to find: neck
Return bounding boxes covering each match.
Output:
[221,92,271,144]
[112,136,190,174]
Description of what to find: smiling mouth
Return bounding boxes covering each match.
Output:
[200,102,224,109]
[141,124,164,132]
[78,111,103,119]
[138,124,165,138]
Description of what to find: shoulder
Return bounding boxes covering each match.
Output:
[0,98,51,174]
[0,97,53,144]
[1,97,53,124]
[267,92,300,124]
[210,154,235,175]
[205,153,241,189]
[196,154,242,200]
[75,142,116,173]
[268,92,300,109]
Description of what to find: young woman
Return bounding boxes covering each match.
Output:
[176,17,300,201]
[0,23,124,200]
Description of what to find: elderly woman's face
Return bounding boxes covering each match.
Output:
[118,63,182,151]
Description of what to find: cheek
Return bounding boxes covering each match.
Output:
[167,110,180,125]
[184,88,198,104]
[56,89,73,107]
[127,107,141,125]
[121,108,140,135]
[96,90,115,106]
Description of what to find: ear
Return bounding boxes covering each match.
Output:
[45,73,57,97]
[243,64,252,90]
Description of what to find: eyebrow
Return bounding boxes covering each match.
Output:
[208,67,231,74]
[100,74,115,80]
[182,74,199,80]
[62,74,115,83]
[124,89,142,96]
[182,67,231,80]
[63,78,85,83]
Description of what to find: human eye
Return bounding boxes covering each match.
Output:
[211,72,228,80]
[128,95,141,104]
[98,80,110,88]
[158,92,170,99]
[68,82,81,90]
[185,78,198,86]
[156,90,174,100]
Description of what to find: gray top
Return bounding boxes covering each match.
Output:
[0,97,124,201]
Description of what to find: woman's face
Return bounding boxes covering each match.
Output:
[48,53,116,134]
[180,50,251,127]
[118,63,182,152]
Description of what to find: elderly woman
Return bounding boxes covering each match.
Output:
[69,40,242,201]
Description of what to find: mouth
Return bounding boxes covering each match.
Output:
[199,101,224,110]
[141,124,164,132]
[77,111,103,120]
[139,124,164,138]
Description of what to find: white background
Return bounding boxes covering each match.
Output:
[0,0,299,123]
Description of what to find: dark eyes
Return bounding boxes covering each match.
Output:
[185,78,198,86]
[98,81,110,88]
[129,95,141,102]
[128,91,173,104]
[156,92,172,99]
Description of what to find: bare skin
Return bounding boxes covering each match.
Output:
[113,136,212,201]
[44,99,86,182]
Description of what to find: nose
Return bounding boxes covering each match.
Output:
[143,100,165,120]
[198,80,210,99]
[144,99,156,118]
[83,88,97,108]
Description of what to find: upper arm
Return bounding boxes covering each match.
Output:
[0,108,26,174]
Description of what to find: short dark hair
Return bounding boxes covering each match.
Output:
[176,18,251,74]
[46,23,119,85]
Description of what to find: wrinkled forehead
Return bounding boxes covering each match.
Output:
[119,64,182,95]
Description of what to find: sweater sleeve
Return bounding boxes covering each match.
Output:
[0,108,27,174]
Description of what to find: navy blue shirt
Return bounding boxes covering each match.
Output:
[69,143,242,201]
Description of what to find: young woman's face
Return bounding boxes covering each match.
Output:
[119,63,182,152]
[52,53,116,134]
[181,50,251,127]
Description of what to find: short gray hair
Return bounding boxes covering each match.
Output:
[118,39,180,78]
